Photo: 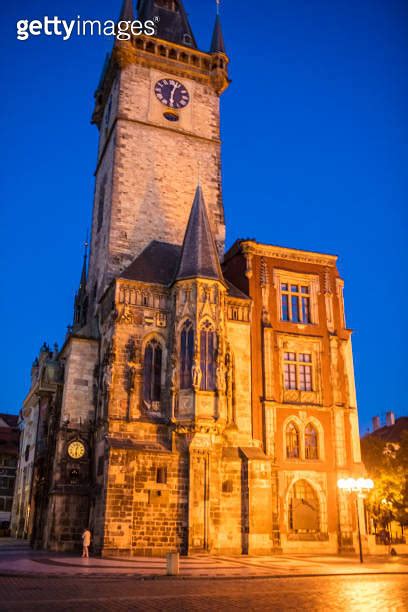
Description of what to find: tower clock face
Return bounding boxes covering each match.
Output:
[154,79,190,109]
[67,440,86,460]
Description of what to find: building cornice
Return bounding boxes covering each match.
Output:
[239,240,338,268]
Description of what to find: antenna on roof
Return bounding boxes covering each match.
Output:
[216,0,220,15]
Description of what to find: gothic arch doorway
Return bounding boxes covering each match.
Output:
[288,479,320,533]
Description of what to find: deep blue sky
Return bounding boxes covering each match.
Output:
[0,1,407,434]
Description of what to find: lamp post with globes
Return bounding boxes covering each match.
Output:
[337,477,374,563]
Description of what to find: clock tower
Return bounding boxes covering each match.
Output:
[87,0,229,311]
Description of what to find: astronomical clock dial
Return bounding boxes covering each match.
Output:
[67,440,86,460]
[154,79,190,109]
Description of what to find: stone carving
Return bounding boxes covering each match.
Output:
[192,357,202,390]
[260,257,271,325]
[117,305,137,325]
[216,361,226,393]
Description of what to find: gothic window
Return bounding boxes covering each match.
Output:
[97,176,107,233]
[286,422,300,458]
[284,352,313,391]
[180,320,194,389]
[200,321,216,391]
[143,340,162,403]
[288,480,320,533]
[305,423,319,459]
[281,284,311,323]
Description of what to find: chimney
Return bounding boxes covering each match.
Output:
[386,411,395,427]
[372,416,380,431]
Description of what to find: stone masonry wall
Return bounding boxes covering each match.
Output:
[88,61,225,301]
[102,449,188,556]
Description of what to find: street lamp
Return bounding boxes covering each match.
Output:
[337,477,374,563]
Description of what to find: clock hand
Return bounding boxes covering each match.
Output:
[169,83,179,106]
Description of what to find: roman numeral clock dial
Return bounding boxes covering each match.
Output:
[154,79,190,110]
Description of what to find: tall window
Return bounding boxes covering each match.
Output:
[286,422,300,458]
[288,480,319,533]
[284,352,313,391]
[143,340,162,404]
[281,284,311,323]
[97,176,107,233]
[180,320,194,389]
[305,423,318,459]
[200,321,216,391]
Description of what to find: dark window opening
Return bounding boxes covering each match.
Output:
[97,176,107,233]
[200,321,216,391]
[156,466,167,484]
[180,320,194,389]
[143,340,162,403]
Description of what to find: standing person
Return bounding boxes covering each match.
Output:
[81,528,91,558]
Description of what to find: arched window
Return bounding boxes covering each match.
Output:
[305,423,318,459]
[288,480,319,533]
[286,422,300,458]
[143,340,162,404]
[180,321,194,389]
[200,321,216,391]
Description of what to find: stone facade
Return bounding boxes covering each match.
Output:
[12,1,366,557]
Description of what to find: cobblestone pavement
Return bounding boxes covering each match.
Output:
[0,574,407,611]
[1,540,407,579]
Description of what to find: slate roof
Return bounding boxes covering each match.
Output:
[210,14,226,54]
[137,0,197,48]
[176,185,224,282]
[121,241,181,285]
[120,185,249,300]
[120,239,246,300]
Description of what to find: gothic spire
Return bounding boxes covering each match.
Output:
[73,238,89,331]
[210,14,226,54]
[176,185,223,282]
[119,0,135,21]
[137,0,197,48]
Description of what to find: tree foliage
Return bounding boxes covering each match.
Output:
[361,432,408,530]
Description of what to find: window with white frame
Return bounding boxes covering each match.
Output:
[281,283,311,323]
[284,352,313,391]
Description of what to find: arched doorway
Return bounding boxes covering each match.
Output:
[288,480,320,533]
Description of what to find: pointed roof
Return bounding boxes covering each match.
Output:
[137,0,197,48]
[176,185,223,282]
[210,14,226,54]
[79,250,87,292]
[119,0,135,21]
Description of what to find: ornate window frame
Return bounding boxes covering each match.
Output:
[278,335,322,405]
[282,415,325,462]
[273,269,320,325]
[141,333,167,413]
[199,319,217,392]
